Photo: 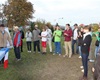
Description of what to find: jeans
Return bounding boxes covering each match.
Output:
[47,38,52,52]
[79,46,82,56]
[55,42,61,54]
[33,40,40,52]
[82,53,89,77]
[94,44,100,58]
[14,46,21,59]
[0,47,4,64]
[72,40,78,54]
[26,41,32,51]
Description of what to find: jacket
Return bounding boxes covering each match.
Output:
[64,29,72,41]
[25,31,32,41]
[13,31,21,46]
[81,33,92,53]
[0,30,12,48]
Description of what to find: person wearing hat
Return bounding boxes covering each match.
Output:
[0,24,12,65]
[32,24,41,53]
[13,26,21,61]
[80,25,92,80]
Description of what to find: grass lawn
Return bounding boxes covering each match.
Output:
[0,37,96,80]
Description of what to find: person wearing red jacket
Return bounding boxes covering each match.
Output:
[63,24,73,58]
[13,26,21,61]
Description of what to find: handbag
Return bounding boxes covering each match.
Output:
[95,40,99,46]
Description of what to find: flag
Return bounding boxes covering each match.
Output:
[0,48,10,69]
[4,52,9,69]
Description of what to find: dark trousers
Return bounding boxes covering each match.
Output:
[21,40,23,52]
[26,41,32,51]
[14,46,21,59]
[33,40,40,52]
[82,53,89,77]
[0,47,4,64]
[72,40,78,54]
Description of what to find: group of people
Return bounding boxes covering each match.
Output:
[0,23,100,80]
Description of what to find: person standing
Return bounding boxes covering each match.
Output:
[13,26,22,61]
[53,26,62,56]
[19,28,24,52]
[72,24,79,54]
[77,27,84,58]
[25,29,32,53]
[80,25,92,80]
[41,27,48,54]
[0,24,12,65]
[32,25,41,53]
[46,26,52,53]
[63,24,73,58]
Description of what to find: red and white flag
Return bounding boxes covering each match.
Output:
[4,52,9,69]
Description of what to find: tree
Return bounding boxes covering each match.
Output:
[3,0,35,28]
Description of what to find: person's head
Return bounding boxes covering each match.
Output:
[66,24,70,30]
[56,25,60,30]
[27,29,30,32]
[83,25,90,33]
[0,24,5,31]
[34,24,38,29]
[42,27,46,32]
[74,23,78,29]
[13,26,19,32]
[45,25,49,29]
[80,27,84,32]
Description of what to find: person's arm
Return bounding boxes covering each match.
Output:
[16,33,21,47]
[7,33,13,46]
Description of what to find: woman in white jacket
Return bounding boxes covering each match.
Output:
[25,29,32,52]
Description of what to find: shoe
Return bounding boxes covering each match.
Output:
[81,69,84,73]
[89,60,94,62]
[33,52,36,53]
[17,59,21,61]
[79,76,88,80]
[38,52,41,54]
[69,56,71,58]
[63,55,66,57]
[80,66,83,69]
[53,53,55,55]
[79,56,82,58]
[59,54,61,56]
[29,51,31,53]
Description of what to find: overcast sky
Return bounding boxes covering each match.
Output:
[1,0,100,26]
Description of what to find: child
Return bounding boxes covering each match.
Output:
[41,27,48,54]
[80,25,92,80]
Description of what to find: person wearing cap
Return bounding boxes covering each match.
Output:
[80,25,92,80]
[13,26,21,61]
[72,24,79,54]
[0,24,12,65]
[32,25,41,53]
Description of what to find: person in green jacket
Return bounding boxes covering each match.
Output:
[53,25,62,56]
[94,28,100,58]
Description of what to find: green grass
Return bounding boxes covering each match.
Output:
[0,37,96,80]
